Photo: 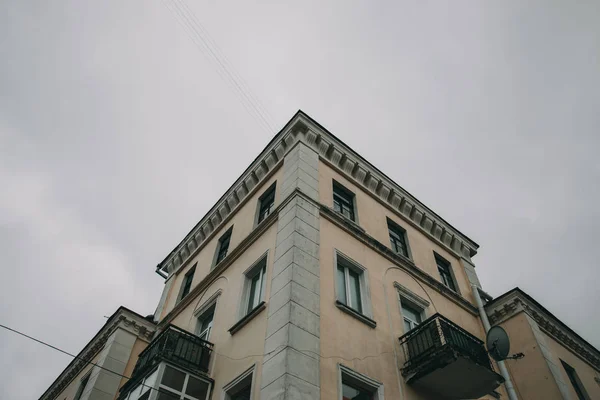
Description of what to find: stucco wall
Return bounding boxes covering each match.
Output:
[319,214,487,399]
[115,338,149,399]
[318,163,474,301]
[169,221,278,400]
[53,350,103,400]
[541,329,600,399]
[160,167,283,320]
[499,313,563,400]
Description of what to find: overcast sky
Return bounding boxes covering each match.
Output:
[1,1,599,399]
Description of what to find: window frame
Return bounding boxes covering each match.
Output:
[178,264,196,303]
[125,363,212,400]
[239,252,269,320]
[194,290,221,342]
[434,253,458,293]
[338,364,384,400]
[387,218,411,259]
[213,227,233,268]
[256,182,276,226]
[73,371,91,400]
[561,359,590,400]
[222,364,255,400]
[396,283,430,334]
[332,180,358,223]
[333,251,375,327]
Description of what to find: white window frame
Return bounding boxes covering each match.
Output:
[222,364,256,400]
[395,282,429,333]
[338,364,384,400]
[239,252,268,319]
[334,251,374,320]
[194,291,221,342]
[125,363,212,400]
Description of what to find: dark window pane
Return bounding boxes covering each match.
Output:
[247,272,260,314]
[138,391,151,400]
[562,361,587,400]
[185,376,210,399]
[231,385,252,400]
[348,269,362,313]
[336,265,347,304]
[216,231,232,264]
[73,374,90,400]
[156,388,181,400]
[389,223,408,257]
[161,365,185,392]
[258,186,276,223]
[342,382,373,400]
[436,257,456,291]
[333,184,355,222]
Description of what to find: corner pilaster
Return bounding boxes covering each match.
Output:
[260,141,321,400]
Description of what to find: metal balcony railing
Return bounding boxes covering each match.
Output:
[132,324,213,379]
[398,313,492,377]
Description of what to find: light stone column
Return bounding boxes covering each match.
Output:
[260,141,321,400]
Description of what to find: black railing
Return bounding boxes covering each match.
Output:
[398,313,492,376]
[122,324,213,395]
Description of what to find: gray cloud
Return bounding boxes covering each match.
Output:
[1,1,599,398]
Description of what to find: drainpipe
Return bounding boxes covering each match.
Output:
[472,284,519,400]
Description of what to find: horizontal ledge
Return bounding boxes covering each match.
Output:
[229,301,267,335]
[335,300,377,328]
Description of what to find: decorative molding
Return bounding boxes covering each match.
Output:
[394,282,430,310]
[40,308,156,400]
[486,290,600,372]
[228,301,267,335]
[320,203,479,316]
[157,111,479,277]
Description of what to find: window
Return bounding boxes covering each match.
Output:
[242,256,267,316]
[223,365,254,400]
[561,360,590,400]
[396,283,429,334]
[388,219,409,258]
[333,181,356,222]
[257,183,276,224]
[178,265,196,302]
[401,303,422,332]
[126,368,158,400]
[337,263,363,313]
[334,252,375,327]
[435,255,457,292]
[196,304,215,341]
[215,228,232,266]
[339,365,384,400]
[157,365,210,400]
[73,372,91,400]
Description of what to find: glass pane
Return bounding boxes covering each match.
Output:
[161,365,186,392]
[231,385,252,400]
[336,265,347,304]
[342,382,372,400]
[348,269,362,313]
[185,376,210,399]
[402,304,421,323]
[404,319,412,332]
[138,391,150,400]
[247,273,260,314]
[157,388,181,400]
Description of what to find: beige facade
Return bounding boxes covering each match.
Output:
[41,307,155,400]
[486,288,600,400]
[46,110,600,400]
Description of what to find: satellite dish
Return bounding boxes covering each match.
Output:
[486,326,511,361]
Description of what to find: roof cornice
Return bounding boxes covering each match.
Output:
[486,289,600,372]
[39,308,156,400]
[158,110,479,275]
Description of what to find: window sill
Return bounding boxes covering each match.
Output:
[228,301,266,335]
[335,300,376,328]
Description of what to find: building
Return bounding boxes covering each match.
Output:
[44,110,514,400]
[40,307,156,400]
[485,288,600,400]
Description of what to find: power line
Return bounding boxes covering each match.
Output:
[161,0,275,134]
[1,322,396,397]
[173,0,276,129]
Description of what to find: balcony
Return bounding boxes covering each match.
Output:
[399,314,503,399]
[120,325,214,398]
